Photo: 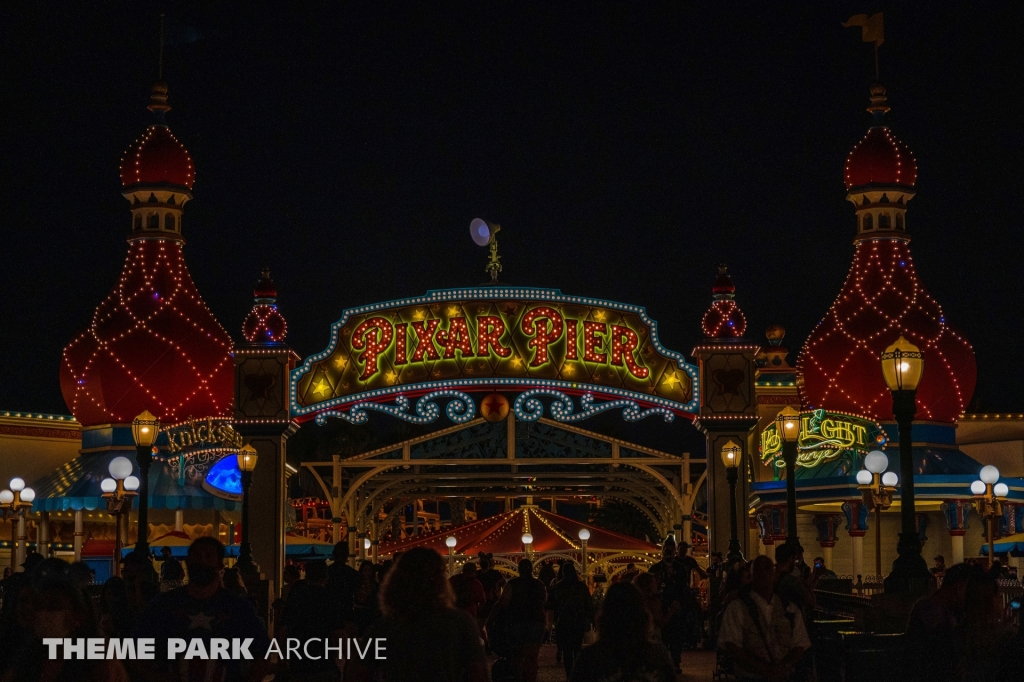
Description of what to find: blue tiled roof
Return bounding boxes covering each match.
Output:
[29,452,238,512]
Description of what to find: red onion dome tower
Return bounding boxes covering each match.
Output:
[60,83,234,426]
[701,264,747,339]
[797,84,976,423]
[243,268,288,343]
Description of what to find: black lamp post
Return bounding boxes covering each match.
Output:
[131,409,159,558]
[721,440,744,562]
[880,335,929,591]
[101,457,139,577]
[235,444,260,576]
[776,406,802,552]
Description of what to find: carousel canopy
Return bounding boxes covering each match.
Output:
[377,505,660,557]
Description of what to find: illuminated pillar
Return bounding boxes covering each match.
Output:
[851,535,864,581]
[73,510,84,562]
[38,512,50,559]
[15,513,27,568]
[941,499,972,565]
[812,513,843,574]
[347,499,357,567]
[233,326,299,593]
[332,455,342,545]
[842,499,869,580]
[692,270,759,558]
[175,509,184,532]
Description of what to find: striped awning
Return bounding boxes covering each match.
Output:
[29,452,238,512]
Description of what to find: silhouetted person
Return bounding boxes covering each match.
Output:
[281,560,344,682]
[570,582,675,682]
[327,542,361,633]
[718,556,809,681]
[548,562,593,678]
[131,537,271,682]
[905,562,970,682]
[490,559,547,682]
[2,575,129,682]
[346,547,487,682]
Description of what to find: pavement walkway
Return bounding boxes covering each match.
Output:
[533,643,717,682]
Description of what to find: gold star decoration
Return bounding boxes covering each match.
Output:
[561,364,575,376]
[385,371,398,383]
[333,355,348,369]
[312,378,330,396]
[511,356,524,368]
[593,310,607,322]
[662,371,681,388]
[413,309,427,320]
[446,305,460,317]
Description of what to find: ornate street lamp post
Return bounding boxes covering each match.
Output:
[101,457,140,577]
[446,535,457,575]
[522,532,534,562]
[972,466,1009,568]
[856,451,897,580]
[1,478,36,568]
[131,409,160,558]
[775,406,802,552]
[578,528,590,576]
[880,336,927,590]
[720,440,744,562]
[235,444,260,576]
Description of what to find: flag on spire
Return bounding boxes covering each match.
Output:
[843,12,884,46]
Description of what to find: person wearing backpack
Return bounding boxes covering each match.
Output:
[717,556,810,682]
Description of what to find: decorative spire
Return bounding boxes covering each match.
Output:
[147,81,171,118]
[844,83,917,241]
[701,265,747,339]
[866,82,890,121]
[760,325,792,370]
[243,268,288,344]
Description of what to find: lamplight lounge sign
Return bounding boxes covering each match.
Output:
[760,409,886,469]
[291,288,699,420]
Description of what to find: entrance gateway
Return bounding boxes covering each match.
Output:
[233,285,760,578]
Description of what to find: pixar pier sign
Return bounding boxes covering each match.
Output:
[291,287,699,421]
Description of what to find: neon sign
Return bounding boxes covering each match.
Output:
[164,418,244,454]
[760,409,886,469]
[291,287,699,421]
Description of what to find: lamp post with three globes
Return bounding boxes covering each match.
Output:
[972,465,1009,568]
[0,478,36,568]
[101,456,140,576]
[857,451,898,580]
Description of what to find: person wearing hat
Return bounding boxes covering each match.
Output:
[931,555,946,577]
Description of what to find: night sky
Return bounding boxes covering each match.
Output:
[3,2,1023,421]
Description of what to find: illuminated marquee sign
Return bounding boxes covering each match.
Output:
[291,287,699,424]
[159,418,244,486]
[760,409,886,469]
[164,418,245,453]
